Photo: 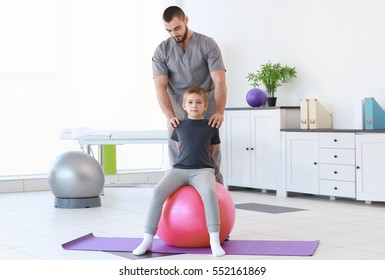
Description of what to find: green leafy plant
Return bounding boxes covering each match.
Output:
[246,61,297,98]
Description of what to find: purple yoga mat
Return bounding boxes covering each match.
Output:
[62,233,319,256]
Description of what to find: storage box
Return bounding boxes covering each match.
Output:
[363,97,385,130]
[300,99,332,129]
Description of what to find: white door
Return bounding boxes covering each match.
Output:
[285,132,319,194]
[251,110,279,190]
[356,134,385,202]
[225,110,251,187]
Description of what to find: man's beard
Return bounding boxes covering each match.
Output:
[174,26,188,44]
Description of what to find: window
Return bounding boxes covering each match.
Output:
[0,0,166,176]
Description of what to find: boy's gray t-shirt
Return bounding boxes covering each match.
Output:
[171,119,220,169]
[152,32,225,115]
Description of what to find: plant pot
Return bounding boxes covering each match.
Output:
[267,97,277,107]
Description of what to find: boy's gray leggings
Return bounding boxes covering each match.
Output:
[144,168,220,235]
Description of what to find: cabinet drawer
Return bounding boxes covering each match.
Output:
[319,133,355,148]
[319,180,355,198]
[319,164,356,181]
[319,148,355,164]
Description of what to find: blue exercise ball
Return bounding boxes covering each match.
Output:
[246,88,267,107]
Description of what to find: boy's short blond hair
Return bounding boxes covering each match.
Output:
[182,87,209,106]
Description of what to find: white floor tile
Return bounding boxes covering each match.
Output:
[0,187,385,261]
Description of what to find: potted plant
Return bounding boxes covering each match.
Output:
[246,61,297,106]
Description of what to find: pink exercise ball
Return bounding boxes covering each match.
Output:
[157,182,236,248]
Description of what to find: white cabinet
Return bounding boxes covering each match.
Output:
[280,131,356,199]
[356,134,385,202]
[224,107,300,190]
[279,130,385,203]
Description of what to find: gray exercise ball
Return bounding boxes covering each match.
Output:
[48,151,105,208]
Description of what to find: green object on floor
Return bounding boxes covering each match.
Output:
[101,145,117,175]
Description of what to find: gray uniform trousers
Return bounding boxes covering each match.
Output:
[144,168,220,235]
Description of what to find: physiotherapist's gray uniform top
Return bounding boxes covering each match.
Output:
[152,32,226,119]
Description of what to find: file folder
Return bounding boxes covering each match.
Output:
[363,97,385,130]
[308,99,332,129]
[300,99,309,129]
[300,99,332,129]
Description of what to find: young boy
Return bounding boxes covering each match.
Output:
[133,86,225,257]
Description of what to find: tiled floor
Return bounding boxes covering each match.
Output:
[1,185,385,260]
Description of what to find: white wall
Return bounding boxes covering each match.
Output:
[182,0,385,129]
[2,0,384,177]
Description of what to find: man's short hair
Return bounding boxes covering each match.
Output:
[163,6,185,22]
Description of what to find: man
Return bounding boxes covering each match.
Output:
[152,6,227,183]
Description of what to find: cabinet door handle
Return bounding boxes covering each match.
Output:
[334,139,338,142]
[334,171,338,174]
[314,162,317,165]
[334,155,338,158]
[334,187,338,190]
[250,147,254,150]
[356,166,360,169]
[246,148,249,150]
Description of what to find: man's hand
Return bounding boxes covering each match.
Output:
[168,117,180,131]
[208,113,224,128]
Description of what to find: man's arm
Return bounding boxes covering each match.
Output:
[154,75,180,131]
[208,69,227,128]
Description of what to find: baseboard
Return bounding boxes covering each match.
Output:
[0,170,165,194]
